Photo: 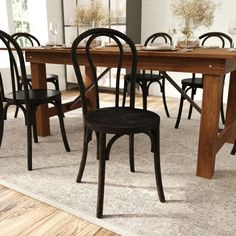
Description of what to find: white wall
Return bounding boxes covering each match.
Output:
[141,0,236,102]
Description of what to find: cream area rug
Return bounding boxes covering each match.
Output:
[0,109,235,236]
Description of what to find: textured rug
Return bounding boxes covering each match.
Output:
[0,109,235,236]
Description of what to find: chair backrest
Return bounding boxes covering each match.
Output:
[142,32,172,75]
[199,32,233,48]
[144,32,173,46]
[0,30,30,104]
[192,32,233,80]
[11,32,41,47]
[71,28,137,116]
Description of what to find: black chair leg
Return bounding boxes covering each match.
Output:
[175,95,185,129]
[220,79,225,125]
[14,82,23,119]
[230,139,236,155]
[95,131,100,160]
[97,132,106,218]
[140,82,148,110]
[58,115,70,152]
[55,101,70,152]
[95,131,109,161]
[32,109,38,143]
[153,128,165,202]
[122,79,129,107]
[0,119,3,147]
[53,79,60,91]
[129,134,135,172]
[0,102,3,147]
[161,78,170,118]
[187,87,196,120]
[77,127,89,183]
[220,98,225,125]
[27,121,33,171]
[14,105,19,118]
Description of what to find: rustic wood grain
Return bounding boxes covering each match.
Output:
[0,185,119,236]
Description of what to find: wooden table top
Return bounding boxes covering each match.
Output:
[25,46,236,75]
[24,46,236,58]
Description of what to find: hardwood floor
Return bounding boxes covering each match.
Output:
[0,185,118,236]
[0,90,186,236]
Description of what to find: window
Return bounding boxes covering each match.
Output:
[12,0,30,33]
[64,0,127,89]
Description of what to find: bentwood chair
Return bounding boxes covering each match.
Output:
[122,32,172,117]
[12,32,59,90]
[0,30,70,170]
[12,32,59,118]
[71,28,165,218]
[175,32,233,129]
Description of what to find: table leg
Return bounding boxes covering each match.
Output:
[30,63,50,136]
[196,74,224,179]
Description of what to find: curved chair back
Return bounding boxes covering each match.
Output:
[71,28,138,116]
[0,30,30,105]
[199,32,233,48]
[11,32,41,47]
[144,32,173,46]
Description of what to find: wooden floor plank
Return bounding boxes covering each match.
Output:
[19,210,79,236]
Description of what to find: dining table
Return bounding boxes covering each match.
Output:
[24,46,236,179]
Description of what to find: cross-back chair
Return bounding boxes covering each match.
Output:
[0,30,70,170]
[71,28,165,218]
[122,32,172,117]
[175,32,233,129]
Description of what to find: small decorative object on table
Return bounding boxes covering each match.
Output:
[49,22,58,46]
[171,0,221,50]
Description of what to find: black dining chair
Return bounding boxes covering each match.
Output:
[122,32,172,117]
[12,32,60,90]
[12,32,60,118]
[0,30,70,170]
[71,28,165,218]
[175,32,233,129]
[231,141,236,155]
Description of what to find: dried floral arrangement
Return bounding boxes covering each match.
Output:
[74,0,109,29]
[171,0,221,35]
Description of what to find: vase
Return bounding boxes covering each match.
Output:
[177,33,199,49]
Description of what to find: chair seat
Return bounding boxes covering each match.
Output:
[85,107,160,134]
[5,89,60,104]
[125,73,162,82]
[181,77,203,88]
